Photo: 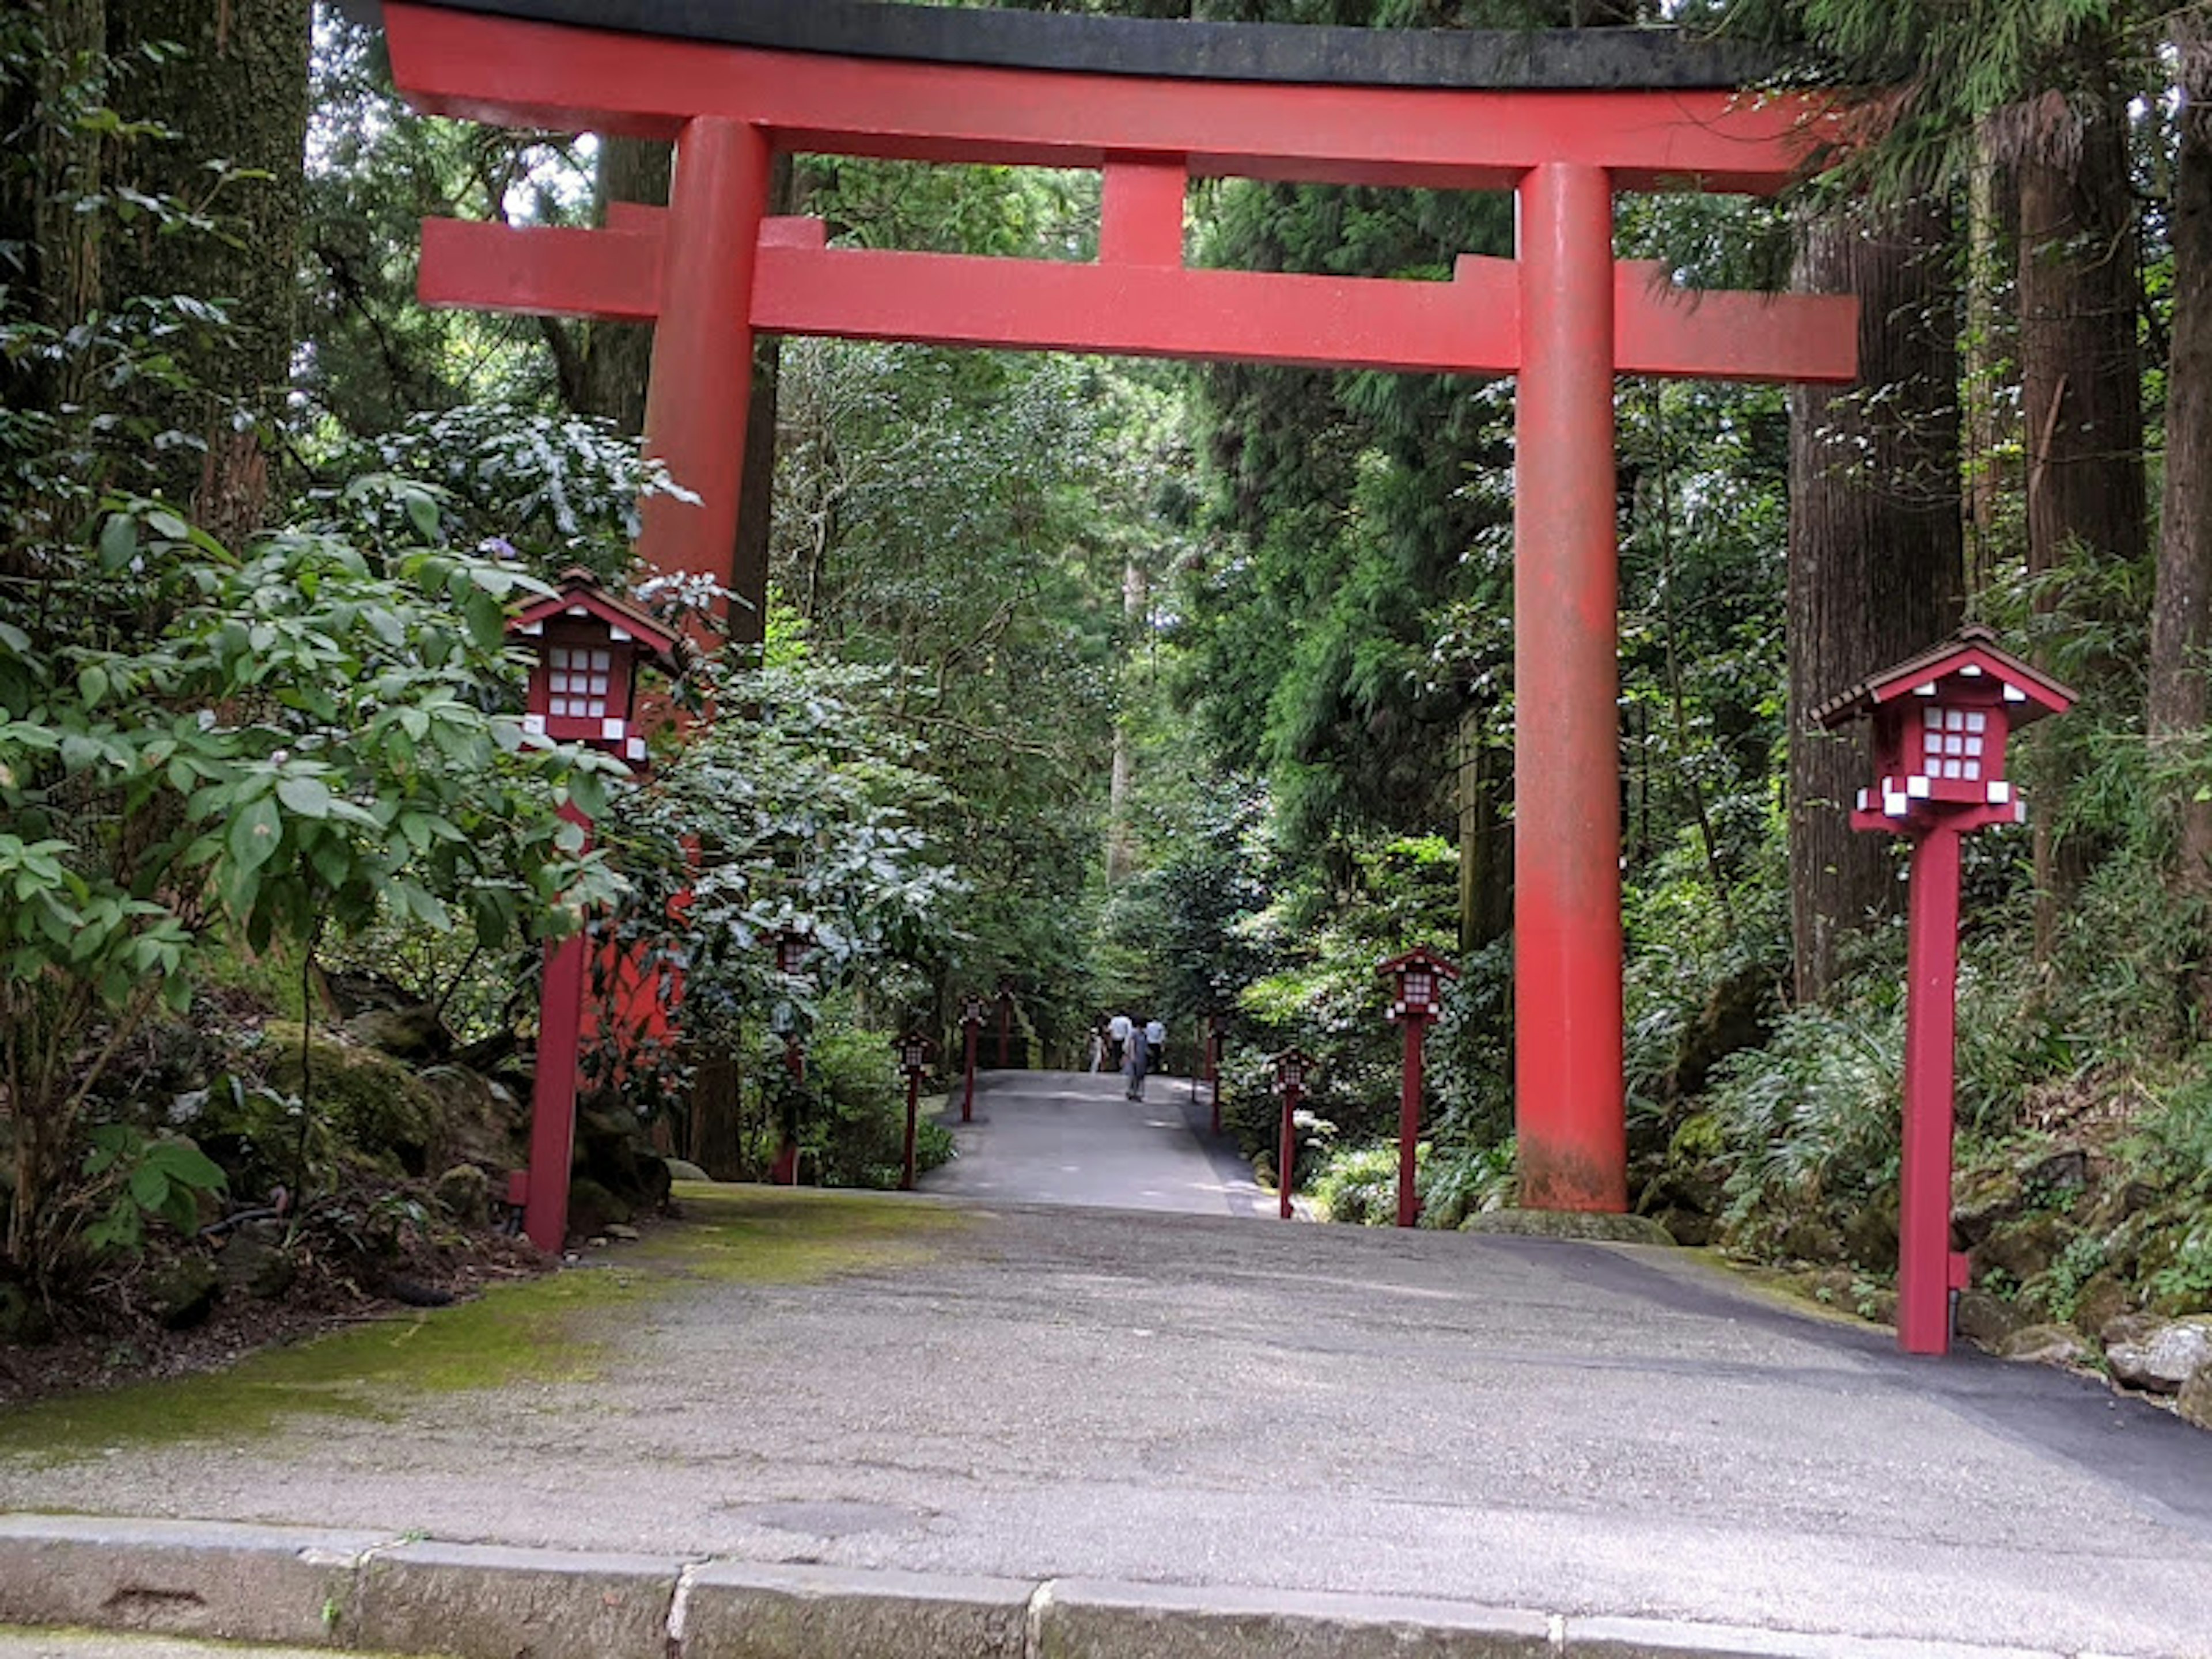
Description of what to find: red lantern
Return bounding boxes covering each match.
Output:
[1375,948,1459,1227]
[894,1029,935,1192]
[509,568,684,767]
[1816,626,2073,1358]
[774,927,815,978]
[1376,946,1459,1022]
[502,569,681,1256]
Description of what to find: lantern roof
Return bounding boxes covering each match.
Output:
[1374,946,1462,982]
[507,567,686,669]
[1810,625,2075,732]
[1268,1046,1318,1071]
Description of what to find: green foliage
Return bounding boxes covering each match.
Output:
[594,649,963,1138]
[78,1127,228,1255]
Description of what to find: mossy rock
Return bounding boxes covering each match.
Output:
[1841,1194,1899,1273]
[1974,1211,2070,1287]
[1777,1217,1844,1263]
[1955,1289,2032,1349]
[434,1164,493,1227]
[2074,1270,2135,1340]
[566,1176,630,1240]
[1460,1209,1673,1245]
[261,1021,441,1177]
[416,1066,521,1171]
[151,1255,220,1330]
[1652,1205,1715,1247]
[342,1004,449,1060]
[665,1158,710,1183]
[2179,1362,2212,1433]
[2000,1323,2087,1366]
[215,1230,296,1301]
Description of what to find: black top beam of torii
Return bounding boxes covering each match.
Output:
[373,0,1785,92]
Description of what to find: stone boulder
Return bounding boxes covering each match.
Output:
[150,1255,219,1330]
[434,1164,492,1227]
[260,1022,441,1177]
[2001,1324,2087,1366]
[2179,1363,2212,1433]
[2107,1317,2212,1395]
[214,1226,296,1301]
[342,1003,450,1062]
[1955,1289,2033,1350]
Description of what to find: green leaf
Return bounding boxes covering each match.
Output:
[456,588,503,651]
[567,767,609,821]
[228,796,282,874]
[77,664,110,706]
[128,1162,169,1211]
[405,491,441,543]
[97,513,139,571]
[276,775,334,819]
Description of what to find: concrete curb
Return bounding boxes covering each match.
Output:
[0,1515,2102,1659]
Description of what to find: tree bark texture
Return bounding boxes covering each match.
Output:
[102,0,312,536]
[1457,704,1510,953]
[2017,79,2146,940]
[1786,196,1964,1004]
[2150,31,2212,892]
[1963,120,2017,600]
[563,135,671,434]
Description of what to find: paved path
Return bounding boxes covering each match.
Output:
[5,1191,2211,1656]
[920,1069,1267,1216]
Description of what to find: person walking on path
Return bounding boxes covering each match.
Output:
[1144,1016,1166,1075]
[1124,1020,1151,1101]
[1086,1020,1107,1073]
[1108,1012,1132,1072]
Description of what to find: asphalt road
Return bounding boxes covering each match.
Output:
[919,1067,1268,1216]
[5,1075,2212,1654]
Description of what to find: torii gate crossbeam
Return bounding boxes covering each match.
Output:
[385,0,1858,1214]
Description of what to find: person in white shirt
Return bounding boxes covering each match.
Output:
[1107,1012,1132,1071]
[1143,1017,1166,1074]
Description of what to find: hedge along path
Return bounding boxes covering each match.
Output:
[0,1186,964,1463]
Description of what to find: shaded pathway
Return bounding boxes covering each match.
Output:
[920,1068,1267,1217]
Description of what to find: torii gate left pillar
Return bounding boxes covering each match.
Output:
[386,0,1857,1214]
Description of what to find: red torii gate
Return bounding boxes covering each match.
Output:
[385,0,1857,1214]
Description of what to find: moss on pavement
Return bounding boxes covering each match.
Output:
[0,1184,961,1463]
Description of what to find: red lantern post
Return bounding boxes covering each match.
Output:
[507,571,682,1253]
[895,1030,933,1192]
[1815,627,2073,1355]
[960,997,987,1123]
[1378,948,1460,1228]
[1269,1048,1316,1222]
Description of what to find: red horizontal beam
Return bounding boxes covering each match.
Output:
[418,218,663,321]
[753,243,1524,374]
[418,213,1857,384]
[1613,262,1858,384]
[385,3,1833,195]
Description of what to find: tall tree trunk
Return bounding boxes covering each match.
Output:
[2150,31,2212,893]
[1456,706,1510,953]
[102,0,312,540]
[1962,119,2017,601]
[1787,196,1965,1004]
[1107,558,1149,885]
[567,137,670,434]
[2017,77,2146,944]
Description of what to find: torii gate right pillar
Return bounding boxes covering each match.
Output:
[1514,162,1626,1211]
